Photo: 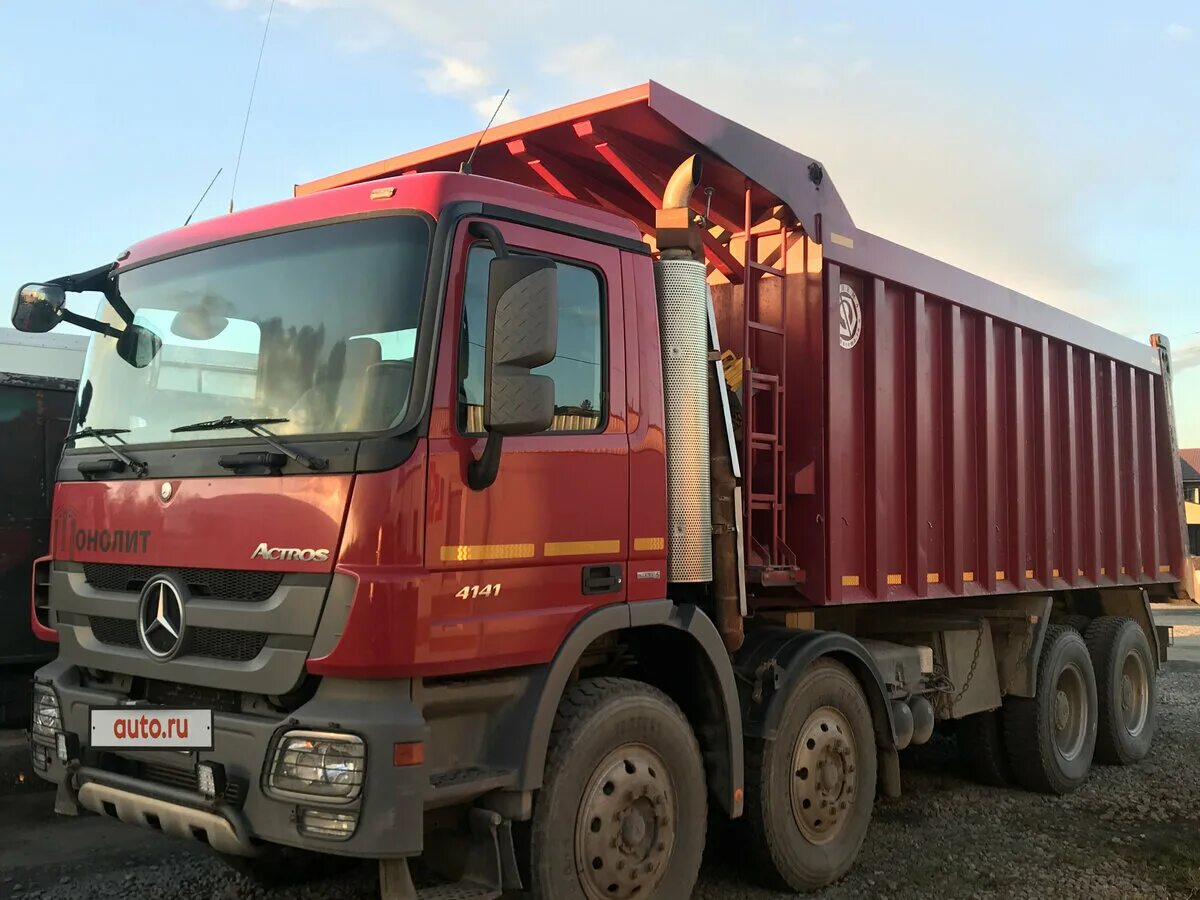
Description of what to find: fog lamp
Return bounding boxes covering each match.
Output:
[197,762,227,800]
[267,731,364,803]
[31,744,51,772]
[298,807,358,840]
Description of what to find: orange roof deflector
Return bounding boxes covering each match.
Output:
[295,81,855,247]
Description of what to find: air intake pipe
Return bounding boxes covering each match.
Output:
[654,156,744,651]
[662,154,702,211]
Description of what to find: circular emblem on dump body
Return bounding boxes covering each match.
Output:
[838,283,862,350]
[137,575,187,661]
[160,482,173,501]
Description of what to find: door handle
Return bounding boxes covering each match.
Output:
[582,564,623,596]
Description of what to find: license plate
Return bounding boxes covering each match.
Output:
[90,708,213,750]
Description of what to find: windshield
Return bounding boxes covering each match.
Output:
[72,215,429,448]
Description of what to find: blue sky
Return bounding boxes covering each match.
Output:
[2,1,1198,443]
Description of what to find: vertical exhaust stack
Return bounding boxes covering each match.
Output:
[654,155,711,584]
[655,156,745,651]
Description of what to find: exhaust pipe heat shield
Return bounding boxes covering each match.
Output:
[654,258,712,583]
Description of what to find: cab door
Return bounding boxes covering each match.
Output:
[422,216,629,674]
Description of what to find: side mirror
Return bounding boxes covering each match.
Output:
[12,283,66,333]
[483,255,558,434]
[115,324,163,369]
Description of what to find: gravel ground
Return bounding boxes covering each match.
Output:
[2,665,1199,900]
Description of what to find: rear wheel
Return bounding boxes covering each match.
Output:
[528,677,707,900]
[1003,625,1097,794]
[1084,616,1156,765]
[958,708,1014,786]
[1061,614,1092,634]
[743,659,877,892]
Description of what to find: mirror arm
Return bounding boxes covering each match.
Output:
[465,220,511,491]
[467,221,510,258]
[50,262,134,325]
[467,432,504,491]
[58,307,122,339]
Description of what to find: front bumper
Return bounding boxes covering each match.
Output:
[33,659,427,858]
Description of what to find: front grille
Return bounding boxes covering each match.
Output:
[89,616,268,662]
[188,628,268,662]
[83,564,283,602]
[137,761,246,807]
[90,616,140,648]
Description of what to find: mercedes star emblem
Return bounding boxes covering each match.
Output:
[137,576,187,661]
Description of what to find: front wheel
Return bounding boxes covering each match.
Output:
[743,658,877,892]
[528,677,707,900]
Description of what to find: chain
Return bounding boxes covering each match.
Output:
[1002,619,1035,695]
[952,620,986,704]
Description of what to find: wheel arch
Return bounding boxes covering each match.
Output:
[736,628,897,753]
[515,600,745,818]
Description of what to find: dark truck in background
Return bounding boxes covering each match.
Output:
[0,331,83,723]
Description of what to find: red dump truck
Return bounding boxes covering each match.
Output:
[11,82,1188,899]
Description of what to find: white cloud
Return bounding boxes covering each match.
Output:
[420,55,490,97]
[472,93,521,126]
[1175,339,1200,371]
[1165,22,1194,42]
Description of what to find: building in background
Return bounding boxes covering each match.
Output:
[1181,451,1200,557]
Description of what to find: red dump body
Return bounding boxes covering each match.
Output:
[300,81,1188,608]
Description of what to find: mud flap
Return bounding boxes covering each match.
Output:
[379,808,518,900]
[54,775,81,817]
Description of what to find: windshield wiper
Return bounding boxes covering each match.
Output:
[65,427,149,476]
[169,416,328,471]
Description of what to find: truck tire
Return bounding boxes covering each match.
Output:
[218,845,352,887]
[1003,625,1097,794]
[957,708,1014,787]
[743,658,876,892]
[1084,616,1156,765]
[527,677,707,900]
[1061,614,1091,633]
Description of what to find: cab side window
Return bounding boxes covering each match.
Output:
[458,243,604,434]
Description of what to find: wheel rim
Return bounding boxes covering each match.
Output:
[789,706,858,846]
[1119,647,1150,737]
[1052,662,1089,762]
[574,744,675,900]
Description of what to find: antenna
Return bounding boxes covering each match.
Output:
[184,167,223,226]
[228,0,277,214]
[460,89,509,175]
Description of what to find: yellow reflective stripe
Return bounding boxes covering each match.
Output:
[633,537,665,552]
[440,544,535,562]
[544,540,621,557]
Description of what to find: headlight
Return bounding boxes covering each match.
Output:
[30,684,62,748]
[267,731,365,803]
